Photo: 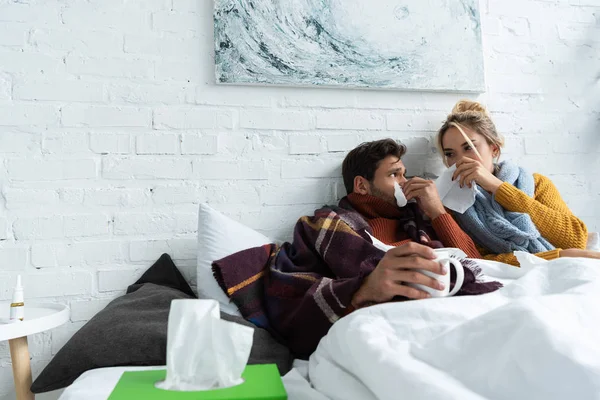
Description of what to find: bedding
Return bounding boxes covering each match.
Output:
[59,253,600,400]
[52,201,600,400]
[33,253,292,393]
[309,253,600,400]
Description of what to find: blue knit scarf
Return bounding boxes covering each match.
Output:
[454,161,555,254]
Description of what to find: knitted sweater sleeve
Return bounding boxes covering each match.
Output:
[477,246,561,266]
[494,174,588,250]
[431,213,481,259]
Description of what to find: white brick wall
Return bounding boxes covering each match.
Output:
[153,107,233,129]
[181,133,219,154]
[0,0,599,399]
[136,133,179,154]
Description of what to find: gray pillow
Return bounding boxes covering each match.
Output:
[31,255,292,393]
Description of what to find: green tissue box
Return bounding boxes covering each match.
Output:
[107,364,287,400]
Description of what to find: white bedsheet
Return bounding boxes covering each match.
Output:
[309,254,600,400]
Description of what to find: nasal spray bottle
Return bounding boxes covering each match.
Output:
[9,275,24,321]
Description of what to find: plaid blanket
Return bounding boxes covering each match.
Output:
[213,202,501,359]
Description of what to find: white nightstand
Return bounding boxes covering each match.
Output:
[0,303,69,400]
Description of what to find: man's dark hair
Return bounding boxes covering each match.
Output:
[342,138,407,195]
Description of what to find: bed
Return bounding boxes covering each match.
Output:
[57,205,600,400]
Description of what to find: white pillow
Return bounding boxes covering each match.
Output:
[196,204,271,316]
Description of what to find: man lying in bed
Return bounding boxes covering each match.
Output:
[213,139,500,359]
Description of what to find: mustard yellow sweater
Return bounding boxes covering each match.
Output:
[477,174,588,266]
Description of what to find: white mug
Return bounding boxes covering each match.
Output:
[406,250,464,298]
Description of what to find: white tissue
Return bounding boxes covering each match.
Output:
[394,181,407,207]
[156,299,254,391]
[434,164,477,214]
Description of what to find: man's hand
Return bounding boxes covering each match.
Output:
[560,249,600,259]
[351,242,446,308]
[402,177,446,219]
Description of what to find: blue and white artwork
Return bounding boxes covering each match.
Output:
[214,0,485,92]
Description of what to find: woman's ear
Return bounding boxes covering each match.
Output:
[491,145,500,158]
[353,176,370,195]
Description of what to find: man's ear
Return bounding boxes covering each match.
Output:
[353,176,370,195]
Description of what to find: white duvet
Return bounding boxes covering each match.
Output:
[308,253,600,400]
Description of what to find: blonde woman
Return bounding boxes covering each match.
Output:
[435,100,597,266]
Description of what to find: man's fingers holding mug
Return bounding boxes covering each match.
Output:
[383,281,430,300]
[391,255,446,275]
[396,270,445,291]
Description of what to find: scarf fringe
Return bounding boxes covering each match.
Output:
[453,258,503,296]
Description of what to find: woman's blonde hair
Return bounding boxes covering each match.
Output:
[437,100,505,165]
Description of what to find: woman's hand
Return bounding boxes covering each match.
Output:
[453,157,504,194]
[402,177,446,220]
[560,249,600,259]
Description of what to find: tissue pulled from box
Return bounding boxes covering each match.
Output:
[156,299,253,391]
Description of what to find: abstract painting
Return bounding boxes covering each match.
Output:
[214,0,485,92]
